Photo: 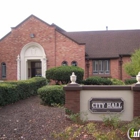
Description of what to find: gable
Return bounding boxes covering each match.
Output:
[0,15,52,41]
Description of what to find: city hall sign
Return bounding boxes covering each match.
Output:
[89,98,124,113]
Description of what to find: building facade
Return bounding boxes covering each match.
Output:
[0,15,140,81]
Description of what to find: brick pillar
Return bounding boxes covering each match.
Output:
[132,84,140,117]
[63,84,82,114]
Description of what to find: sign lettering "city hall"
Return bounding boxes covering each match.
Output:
[89,98,124,113]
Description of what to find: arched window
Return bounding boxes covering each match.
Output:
[62,61,68,66]
[1,62,6,78]
[71,61,77,66]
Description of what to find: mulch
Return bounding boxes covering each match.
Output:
[0,96,71,140]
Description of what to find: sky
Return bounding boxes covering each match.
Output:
[0,0,140,39]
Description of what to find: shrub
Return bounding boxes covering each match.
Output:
[123,49,140,76]
[109,78,125,85]
[102,114,120,129]
[46,66,84,84]
[124,78,137,85]
[0,77,46,106]
[38,85,65,106]
[82,76,112,85]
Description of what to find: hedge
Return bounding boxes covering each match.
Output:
[46,66,84,84]
[82,77,124,85]
[109,78,125,85]
[0,77,46,106]
[82,76,112,85]
[125,78,137,85]
[38,85,65,106]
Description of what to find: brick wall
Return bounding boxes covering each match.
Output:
[64,84,140,120]
[56,31,85,71]
[0,16,85,80]
[87,59,120,79]
[122,56,131,81]
[88,60,93,78]
[132,85,140,117]
[133,91,140,117]
[65,90,80,114]
[86,57,131,81]
[0,15,133,81]
[110,59,120,79]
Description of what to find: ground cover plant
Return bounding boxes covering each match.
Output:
[0,95,139,140]
[52,110,140,140]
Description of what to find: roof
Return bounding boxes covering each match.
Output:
[0,15,84,45]
[1,15,140,59]
[64,30,140,59]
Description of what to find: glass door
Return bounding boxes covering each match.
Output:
[31,61,42,77]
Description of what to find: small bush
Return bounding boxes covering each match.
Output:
[121,117,140,132]
[109,78,125,85]
[82,76,112,85]
[38,85,65,106]
[124,78,137,85]
[102,114,120,129]
[46,66,84,84]
[0,77,46,106]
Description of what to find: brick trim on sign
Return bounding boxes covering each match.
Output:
[64,84,140,118]
[132,84,140,117]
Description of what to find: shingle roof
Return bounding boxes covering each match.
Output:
[64,30,140,59]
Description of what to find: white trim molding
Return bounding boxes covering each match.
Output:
[16,55,21,80]
[19,42,47,80]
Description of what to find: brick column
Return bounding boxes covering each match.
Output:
[132,84,140,117]
[63,84,82,114]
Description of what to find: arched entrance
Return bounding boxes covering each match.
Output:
[17,42,47,80]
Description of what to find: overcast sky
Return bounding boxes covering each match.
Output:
[0,0,140,39]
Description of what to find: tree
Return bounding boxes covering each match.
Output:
[124,49,140,76]
[46,66,84,84]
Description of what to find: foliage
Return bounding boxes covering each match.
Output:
[52,122,119,140]
[120,117,140,132]
[68,112,88,125]
[46,66,84,84]
[82,77,125,85]
[124,49,140,76]
[52,114,140,139]
[124,78,137,85]
[65,108,74,115]
[0,77,46,106]
[38,85,65,106]
[94,131,119,140]
[82,76,112,85]
[109,78,125,85]
[102,114,121,129]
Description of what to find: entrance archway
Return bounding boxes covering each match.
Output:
[17,42,47,80]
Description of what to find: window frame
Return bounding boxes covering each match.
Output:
[1,62,6,79]
[93,60,110,75]
[62,61,68,66]
[71,61,77,66]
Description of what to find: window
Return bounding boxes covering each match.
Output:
[71,61,77,66]
[93,60,110,74]
[62,61,68,66]
[1,62,6,78]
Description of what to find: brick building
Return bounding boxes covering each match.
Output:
[0,15,140,81]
